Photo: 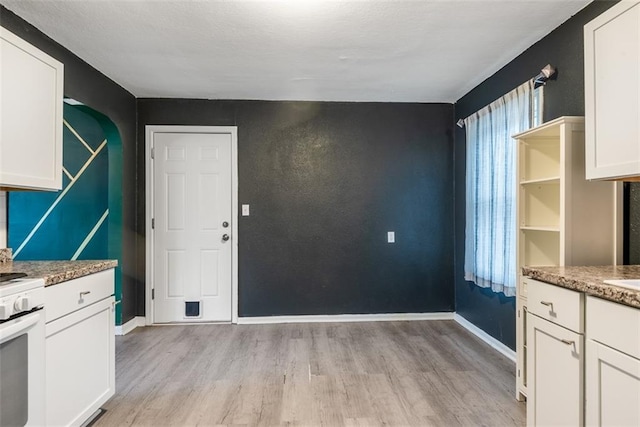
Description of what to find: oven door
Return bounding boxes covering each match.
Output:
[0,309,45,427]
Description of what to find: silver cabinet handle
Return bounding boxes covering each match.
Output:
[540,301,553,309]
[79,291,91,298]
[560,339,575,346]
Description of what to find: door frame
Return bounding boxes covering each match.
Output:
[145,125,239,325]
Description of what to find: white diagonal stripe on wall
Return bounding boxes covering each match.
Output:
[14,139,108,257]
[62,167,73,180]
[64,119,95,155]
[72,209,109,260]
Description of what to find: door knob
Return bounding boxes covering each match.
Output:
[222,221,229,228]
[222,234,230,242]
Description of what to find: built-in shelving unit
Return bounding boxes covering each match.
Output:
[514,116,622,402]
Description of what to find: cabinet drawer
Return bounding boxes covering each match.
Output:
[527,278,584,333]
[45,269,115,323]
[587,296,640,360]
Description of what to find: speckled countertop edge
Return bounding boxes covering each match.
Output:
[0,259,117,286]
[522,265,640,309]
[0,248,11,263]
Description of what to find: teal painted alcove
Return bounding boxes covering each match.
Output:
[9,103,124,324]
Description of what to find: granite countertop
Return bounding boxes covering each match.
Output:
[0,248,11,263]
[0,259,117,287]
[522,265,640,309]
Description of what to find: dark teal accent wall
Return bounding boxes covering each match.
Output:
[8,104,124,323]
[78,106,124,325]
[9,104,109,260]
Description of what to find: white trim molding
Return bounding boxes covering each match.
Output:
[115,316,145,336]
[454,313,516,362]
[145,125,239,326]
[237,312,455,325]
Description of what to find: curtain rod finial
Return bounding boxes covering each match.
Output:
[456,119,465,128]
[534,64,557,89]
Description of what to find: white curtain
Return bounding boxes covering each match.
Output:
[464,81,534,297]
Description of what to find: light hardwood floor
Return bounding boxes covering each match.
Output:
[97,320,525,426]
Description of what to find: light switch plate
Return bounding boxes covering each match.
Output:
[242,204,250,216]
[387,231,395,243]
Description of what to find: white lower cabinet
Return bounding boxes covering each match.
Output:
[526,278,640,427]
[516,296,528,401]
[526,278,585,426]
[585,296,640,427]
[527,310,584,426]
[586,341,640,426]
[45,270,115,427]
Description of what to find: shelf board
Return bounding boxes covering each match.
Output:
[512,116,584,139]
[520,177,560,185]
[520,226,560,232]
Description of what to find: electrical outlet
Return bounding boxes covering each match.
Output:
[242,204,250,216]
[387,231,395,243]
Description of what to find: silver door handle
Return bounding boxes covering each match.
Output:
[560,339,575,346]
[540,301,553,310]
[222,234,230,242]
[79,291,91,298]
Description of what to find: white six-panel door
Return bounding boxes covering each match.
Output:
[152,131,233,323]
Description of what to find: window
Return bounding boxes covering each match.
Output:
[464,81,541,296]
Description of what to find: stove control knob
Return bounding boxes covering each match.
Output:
[14,296,32,313]
[0,302,11,320]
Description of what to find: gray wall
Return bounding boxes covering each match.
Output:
[137,99,455,317]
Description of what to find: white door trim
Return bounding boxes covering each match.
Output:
[145,125,239,325]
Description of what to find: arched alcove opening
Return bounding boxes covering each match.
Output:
[8,102,124,324]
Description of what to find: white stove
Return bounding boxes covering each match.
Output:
[0,275,45,320]
[0,274,46,426]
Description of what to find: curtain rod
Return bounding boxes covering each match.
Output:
[456,64,556,129]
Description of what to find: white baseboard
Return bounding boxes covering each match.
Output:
[115,316,145,336]
[454,313,516,362]
[237,312,454,325]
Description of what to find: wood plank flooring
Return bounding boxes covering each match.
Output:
[97,320,525,426]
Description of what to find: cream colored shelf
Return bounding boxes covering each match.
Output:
[520,226,560,232]
[519,138,560,182]
[520,177,560,185]
[520,183,560,229]
[519,229,561,267]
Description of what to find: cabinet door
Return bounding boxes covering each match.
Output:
[586,340,640,427]
[0,27,63,190]
[585,1,640,180]
[46,297,115,427]
[527,314,583,426]
[516,297,527,401]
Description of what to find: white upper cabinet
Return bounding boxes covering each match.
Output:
[0,27,63,191]
[585,1,640,180]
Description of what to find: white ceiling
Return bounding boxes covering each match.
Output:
[1,0,591,103]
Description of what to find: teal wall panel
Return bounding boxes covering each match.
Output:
[9,103,123,323]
